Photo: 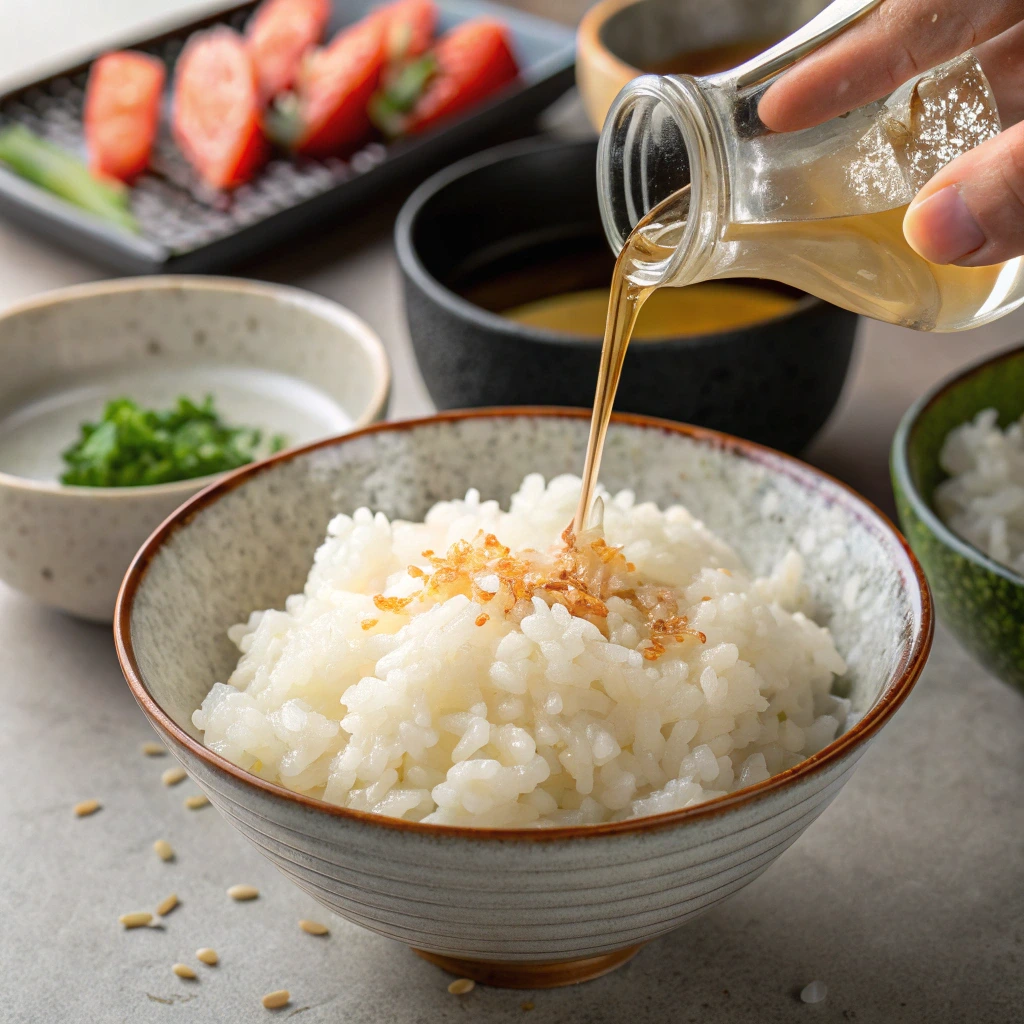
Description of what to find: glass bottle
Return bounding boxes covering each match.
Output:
[596,0,1024,331]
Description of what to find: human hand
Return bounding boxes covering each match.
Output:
[758,0,1024,267]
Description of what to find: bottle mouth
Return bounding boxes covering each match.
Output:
[597,75,714,288]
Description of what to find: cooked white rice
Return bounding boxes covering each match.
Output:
[936,408,1024,575]
[193,474,849,827]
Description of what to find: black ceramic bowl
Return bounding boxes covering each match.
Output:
[395,138,858,454]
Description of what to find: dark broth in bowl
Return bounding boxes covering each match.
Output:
[452,229,799,341]
[642,36,781,76]
[505,284,797,339]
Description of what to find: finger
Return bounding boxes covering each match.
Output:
[976,21,1024,125]
[903,119,1024,265]
[758,0,1024,133]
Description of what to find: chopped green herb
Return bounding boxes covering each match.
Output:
[368,54,437,138]
[61,396,283,487]
[263,91,304,150]
[0,125,137,232]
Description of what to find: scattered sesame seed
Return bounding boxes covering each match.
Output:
[184,794,210,810]
[196,948,218,966]
[142,742,167,756]
[521,1002,535,1012]
[800,980,827,1004]
[74,799,101,817]
[227,884,259,901]
[153,839,174,862]
[162,767,187,786]
[298,919,329,936]
[262,990,290,1009]
[156,894,179,917]
[172,963,197,980]
[448,979,475,995]
[119,911,153,929]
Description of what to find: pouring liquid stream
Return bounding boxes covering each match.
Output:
[571,186,1024,535]
[571,189,688,536]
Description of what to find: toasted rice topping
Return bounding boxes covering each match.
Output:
[373,528,705,659]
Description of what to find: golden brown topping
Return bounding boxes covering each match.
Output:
[369,528,705,662]
[643,615,707,659]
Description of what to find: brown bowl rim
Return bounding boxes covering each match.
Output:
[115,407,933,842]
[577,0,645,82]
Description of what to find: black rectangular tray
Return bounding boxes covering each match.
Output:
[0,0,575,274]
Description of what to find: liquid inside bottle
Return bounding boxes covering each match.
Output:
[724,205,1024,332]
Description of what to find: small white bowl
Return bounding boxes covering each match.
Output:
[0,276,390,622]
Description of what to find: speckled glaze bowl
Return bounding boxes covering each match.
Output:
[0,277,389,622]
[892,346,1024,693]
[116,410,931,988]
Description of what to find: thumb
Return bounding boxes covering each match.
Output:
[903,119,1024,267]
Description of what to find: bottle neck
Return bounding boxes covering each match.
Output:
[597,74,725,288]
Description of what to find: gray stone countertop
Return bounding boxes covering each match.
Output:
[1,4,1023,1021]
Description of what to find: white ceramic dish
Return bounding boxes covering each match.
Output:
[116,409,932,989]
[0,277,390,621]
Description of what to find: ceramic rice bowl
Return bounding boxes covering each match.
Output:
[116,410,931,988]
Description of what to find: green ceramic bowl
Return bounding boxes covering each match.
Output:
[892,345,1024,693]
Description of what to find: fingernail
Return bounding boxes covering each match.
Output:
[904,185,986,264]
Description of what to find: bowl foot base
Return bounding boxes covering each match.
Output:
[411,944,643,988]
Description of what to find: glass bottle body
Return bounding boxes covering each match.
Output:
[598,52,1024,331]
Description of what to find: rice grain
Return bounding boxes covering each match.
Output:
[119,912,152,929]
[936,408,1024,574]
[73,800,101,817]
[156,894,179,916]
[800,980,827,1004]
[262,990,290,1009]
[227,884,259,901]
